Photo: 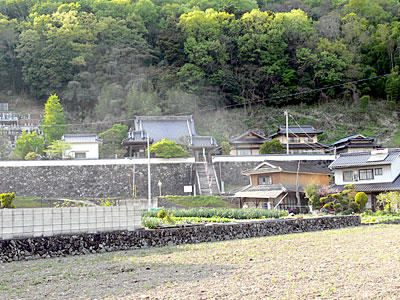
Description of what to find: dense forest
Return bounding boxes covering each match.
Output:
[0,0,400,123]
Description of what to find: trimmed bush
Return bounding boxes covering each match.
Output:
[0,193,16,208]
[355,192,368,211]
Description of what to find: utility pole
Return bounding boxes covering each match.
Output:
[285,110,289,154]
[147,135,151,211]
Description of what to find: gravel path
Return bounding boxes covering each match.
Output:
[1,225,400,299]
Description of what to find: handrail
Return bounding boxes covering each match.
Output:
[212,163,220,193]
[196,168,202,196]
[274,193,288,210]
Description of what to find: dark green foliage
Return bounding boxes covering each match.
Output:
[143,208,288,219]
[259,138,284,154]
[0,192,16,208]
[320,184,357,214]
[1,0,400,118]
[99,124,128,158]
[149,139,190,158]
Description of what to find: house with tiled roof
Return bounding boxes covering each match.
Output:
[123,115,217,161]
[269,125,328,154]
[62,134,102,159]
[328,133,381,154]
[234,160,330,211]
[229,130,269,156]
[329,148,400,210]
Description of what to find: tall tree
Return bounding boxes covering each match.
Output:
[40,94,67,144]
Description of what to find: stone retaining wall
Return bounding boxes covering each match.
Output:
[0,215,360,262]
[0,160,193,198]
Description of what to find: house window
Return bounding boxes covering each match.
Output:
[288,137,300,143]
[343,171,353,182]
[374,168,383,176]
[359,169,374,180]
[75,152,86,159]
[237,149,252,156]
[304,137,314,143]
[258,176,272,185]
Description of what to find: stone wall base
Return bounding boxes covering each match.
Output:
[0,215,360,262]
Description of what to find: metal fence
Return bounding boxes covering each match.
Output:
[0,203,142,240]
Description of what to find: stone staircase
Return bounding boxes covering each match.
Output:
[195,162,220,196]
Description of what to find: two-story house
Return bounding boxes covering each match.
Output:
[229,130,269,156]
[269,125,328,154]
[328,133,381,154]
[329,149,400,210]
[234,160,330,211]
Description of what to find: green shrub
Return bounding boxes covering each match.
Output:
[142,217,163,229]
[363,209,373,215]
[341,209,354,215]
[0,193,16,208]
[221,141,231,155]
[157,208,167,218]
[143,208,288,219]
[259,138,284,154]
[149,139,190,158]
[349,201,360,213]
[165,213,175,224]
[25,152,39,160]
[355,192,368,211]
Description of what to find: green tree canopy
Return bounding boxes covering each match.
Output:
[98,124,129,158]
[14,131,45,159]
[259,139,285,154]
[40,94,67,144]
[149,139,190,158]
[45,140,71,159]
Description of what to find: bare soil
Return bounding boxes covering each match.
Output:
[1,225,400,300]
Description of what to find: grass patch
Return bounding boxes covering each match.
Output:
[13,196,51,208]
[388,124,400,147]
[163,195,231,208]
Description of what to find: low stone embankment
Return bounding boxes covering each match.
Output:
[0,215,360,262]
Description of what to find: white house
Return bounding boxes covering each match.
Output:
[61,134,102,159]
[329,148,400,210]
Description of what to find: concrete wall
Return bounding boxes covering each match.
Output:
[0,205,141,240]
[0,158,194,198]
[0,215,361,262]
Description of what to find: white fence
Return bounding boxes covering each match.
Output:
[0,205,142,240]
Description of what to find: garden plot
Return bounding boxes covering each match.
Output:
[1,225,399,299]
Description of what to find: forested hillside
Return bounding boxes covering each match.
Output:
[1,0,400,140]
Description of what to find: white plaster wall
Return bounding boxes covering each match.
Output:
[64,142,99,159]
[390,156,400,181]
[334,165,392,185]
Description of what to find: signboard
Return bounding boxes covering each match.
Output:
[184,185,193,193]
